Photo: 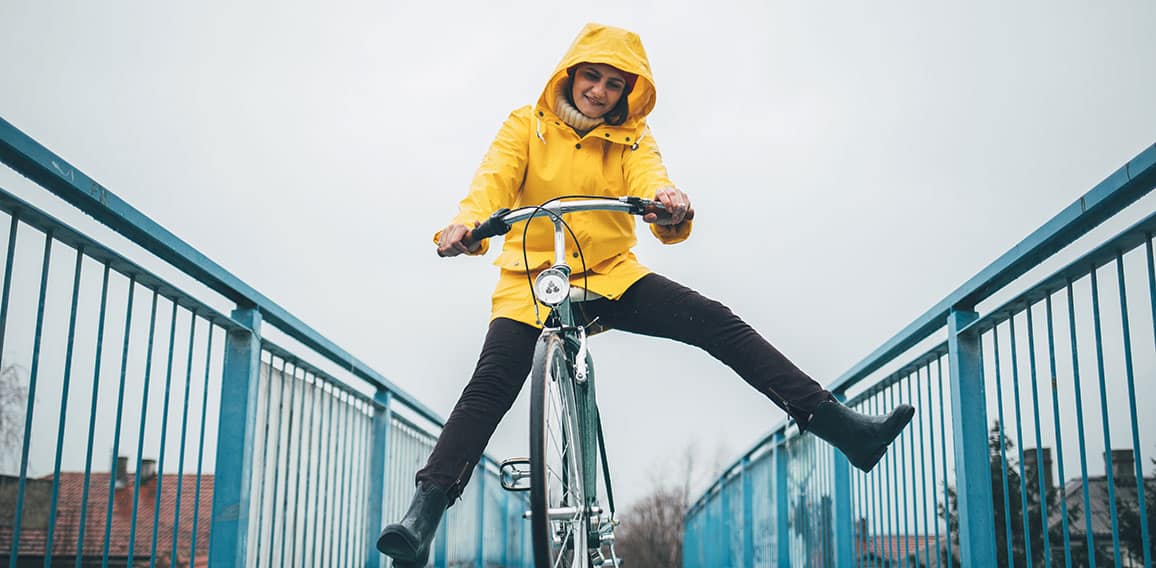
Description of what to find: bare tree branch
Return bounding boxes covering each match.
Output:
[616,441,707,568]
[0,363,28,474]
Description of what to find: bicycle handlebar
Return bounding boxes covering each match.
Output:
[438,197,693,257]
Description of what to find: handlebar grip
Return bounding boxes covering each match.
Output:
[472,208,513,240]
[645,203,695,222]
[437,208,512,257]
[464,207,512,245]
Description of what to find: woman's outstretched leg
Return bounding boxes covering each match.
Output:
[377,318,538,565]
[600,273,913,472]
[415,318,539,495]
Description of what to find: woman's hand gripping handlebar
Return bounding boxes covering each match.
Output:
[436,208,512,257]
[645,186,694,226]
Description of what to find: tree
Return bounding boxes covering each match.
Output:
[1115,458,1156,566]
[614,484,688,567]
[940,423,1068,567]
[614,444,703,568]
[938,422,1154,567]
[0,363,28,474]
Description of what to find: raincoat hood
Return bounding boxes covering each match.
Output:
[437,23,688,327]
[538,23,658,132]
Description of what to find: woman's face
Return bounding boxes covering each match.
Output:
[570,63,629,118]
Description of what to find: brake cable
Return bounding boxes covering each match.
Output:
[515,195,623,325]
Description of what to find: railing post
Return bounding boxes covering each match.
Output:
[434,512,448,568]
[721,472,732,567]
[702,488,712,564]
[831,393,854,567]
[365,390,392,568]
[209,307,262,567]
[501,490,510,568]
[774,431,790,568]
[741,456,753,568]
[476,463,486,567]
[523,498,531,568]
[947,309,998,566]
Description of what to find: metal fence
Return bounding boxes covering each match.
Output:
[685,143,1156,567]
[0,115,532,567]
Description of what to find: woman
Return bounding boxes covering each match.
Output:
[377,23,914,566]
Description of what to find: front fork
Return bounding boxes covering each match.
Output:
[563,331,615,554]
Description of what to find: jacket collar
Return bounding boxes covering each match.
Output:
[533,104,647,147]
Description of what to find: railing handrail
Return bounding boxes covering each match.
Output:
[0,115,446,428]
[0,186,244,333]
[687,142,1156,516]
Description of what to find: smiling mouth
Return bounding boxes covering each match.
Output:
[584,95,604,107]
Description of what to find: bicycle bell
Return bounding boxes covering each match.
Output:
[534,268,570,306]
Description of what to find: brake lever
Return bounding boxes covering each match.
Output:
[622,197,695,221]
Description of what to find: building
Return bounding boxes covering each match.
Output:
[0,457,213,567]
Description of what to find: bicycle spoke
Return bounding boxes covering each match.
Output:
[553,529,572,568]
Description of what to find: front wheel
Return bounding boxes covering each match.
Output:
[529,333,588,567]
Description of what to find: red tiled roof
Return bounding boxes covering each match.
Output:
[0,471,213,564]
[856,534,937,562]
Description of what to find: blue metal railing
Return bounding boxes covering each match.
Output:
[0,116,532,567]
[685,143,1156,567]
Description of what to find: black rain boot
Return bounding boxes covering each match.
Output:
[805,399,915,473]
[376,482,449,567]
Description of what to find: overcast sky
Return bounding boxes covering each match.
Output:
[2,0,1155,513]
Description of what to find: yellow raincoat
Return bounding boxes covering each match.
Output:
[435,23,693,327]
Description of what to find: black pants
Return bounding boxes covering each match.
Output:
[415,273,831,500]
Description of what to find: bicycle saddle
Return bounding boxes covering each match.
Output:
[569,286,606,303]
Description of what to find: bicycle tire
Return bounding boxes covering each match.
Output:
[529,332,588,567]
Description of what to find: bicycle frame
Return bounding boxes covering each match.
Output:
[494,199,644,548]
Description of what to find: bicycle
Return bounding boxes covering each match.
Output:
[457,195,681,568]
